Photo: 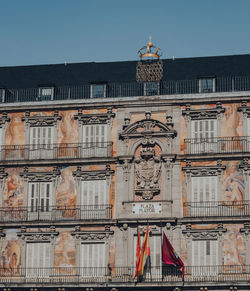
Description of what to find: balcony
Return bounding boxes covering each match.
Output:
[1,76,250,103]
[184,136,250,155]
[183,201,250,217]
[0,265,249,285]
[0,205,112,222]
[0,142,113,161]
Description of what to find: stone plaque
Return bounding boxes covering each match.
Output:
[132,202,162,214]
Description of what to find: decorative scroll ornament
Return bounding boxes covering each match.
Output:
[136,37,163,82]
[135,146,161,200]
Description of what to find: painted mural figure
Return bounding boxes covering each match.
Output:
[0,241,21,274]
[222,162,245,210]
[56,168,77,218]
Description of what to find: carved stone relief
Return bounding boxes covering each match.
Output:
[134,145,161,200]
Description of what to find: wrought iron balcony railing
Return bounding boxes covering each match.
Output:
[183,201,250,217]
[0,142,113,161]
[184,136,250,155]
[0,265,249,284]
[1,76,250,104]
[0,205,112,222]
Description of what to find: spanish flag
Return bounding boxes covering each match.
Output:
[134,226,151,281]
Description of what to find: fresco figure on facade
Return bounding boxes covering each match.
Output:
[54,232,76,269]
[56,167,77,217]
[223,225,245,269]
[3,171,24,215]
[222,161,245,210]
[0,241,21,274]
[58,111,78,157]
[221,104,243,151]
[5,114,25,159]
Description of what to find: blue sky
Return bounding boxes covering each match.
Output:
[1,0,250,66]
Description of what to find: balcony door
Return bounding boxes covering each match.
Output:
[82,124,108,157]
[191,176,218,216]
[26,242,50,277]
[80,243,106,278]
[191,119,217,153]
[81,180,108,219]
[133,234,161,280]
[28,182,52,220]
[29,126,54,159]
[191,240,218,276]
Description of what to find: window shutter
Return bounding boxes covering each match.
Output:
[80,243,105,277]
[26,243,50,277]
[191,120,217,140]
[82,124,108,157]
[192,240,218,275]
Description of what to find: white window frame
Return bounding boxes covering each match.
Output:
[82,124,108,157]
[0,89,5,102]
[80,179,109,219]
[190,175,218,216]
[90,84,106,98]
[133,233,161,279]
[39,87,54,100]
[28,181,52,220]
[191,239,219,275]
[191,119,218,153]
[144,81,159,96]
[80,242,106,277]
[26,242,51,277]
[29,125,54,159]
[199,78,215,93]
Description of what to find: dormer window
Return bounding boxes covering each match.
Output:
[144,82,159,96]
[91,84,106,98]
[39,87,54,100]
[0,89,5,102]
[199,78,215,93]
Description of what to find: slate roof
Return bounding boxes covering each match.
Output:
[0,54,250,89]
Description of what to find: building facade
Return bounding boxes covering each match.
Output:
[0,43,250,290]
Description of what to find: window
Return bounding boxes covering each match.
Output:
[81,179,108,219]
[82,124,108,157]
[144,82,159,96]
[26,242,50,277]
[199,78,215,93]
[191,240,218,275]
[133,234,161,279]
[28,182,52,220]
[29,126,54,159]
[80,243,106,277]
[0,89,4,102]
[39,87,53,100]
[191,176,218,216]
[191,119,217,152]
[91,84,106,98]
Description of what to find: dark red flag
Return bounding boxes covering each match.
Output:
[162,232,184,279]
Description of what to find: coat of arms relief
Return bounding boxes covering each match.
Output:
[119,111,177,201]
[134,145,162,200]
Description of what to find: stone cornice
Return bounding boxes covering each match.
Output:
[182,164,226,176]
[17,226,58,241]
[182,103,225,120]
[182,224,227,239]
[72,226,114,240]
[20,167,60,181]
[72,165,114,179]
[22,111,61,126]
[74,108,115,124]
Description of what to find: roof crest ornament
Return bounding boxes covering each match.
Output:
[138,36,161,59]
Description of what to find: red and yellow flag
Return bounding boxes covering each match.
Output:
[134,226,151,281]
